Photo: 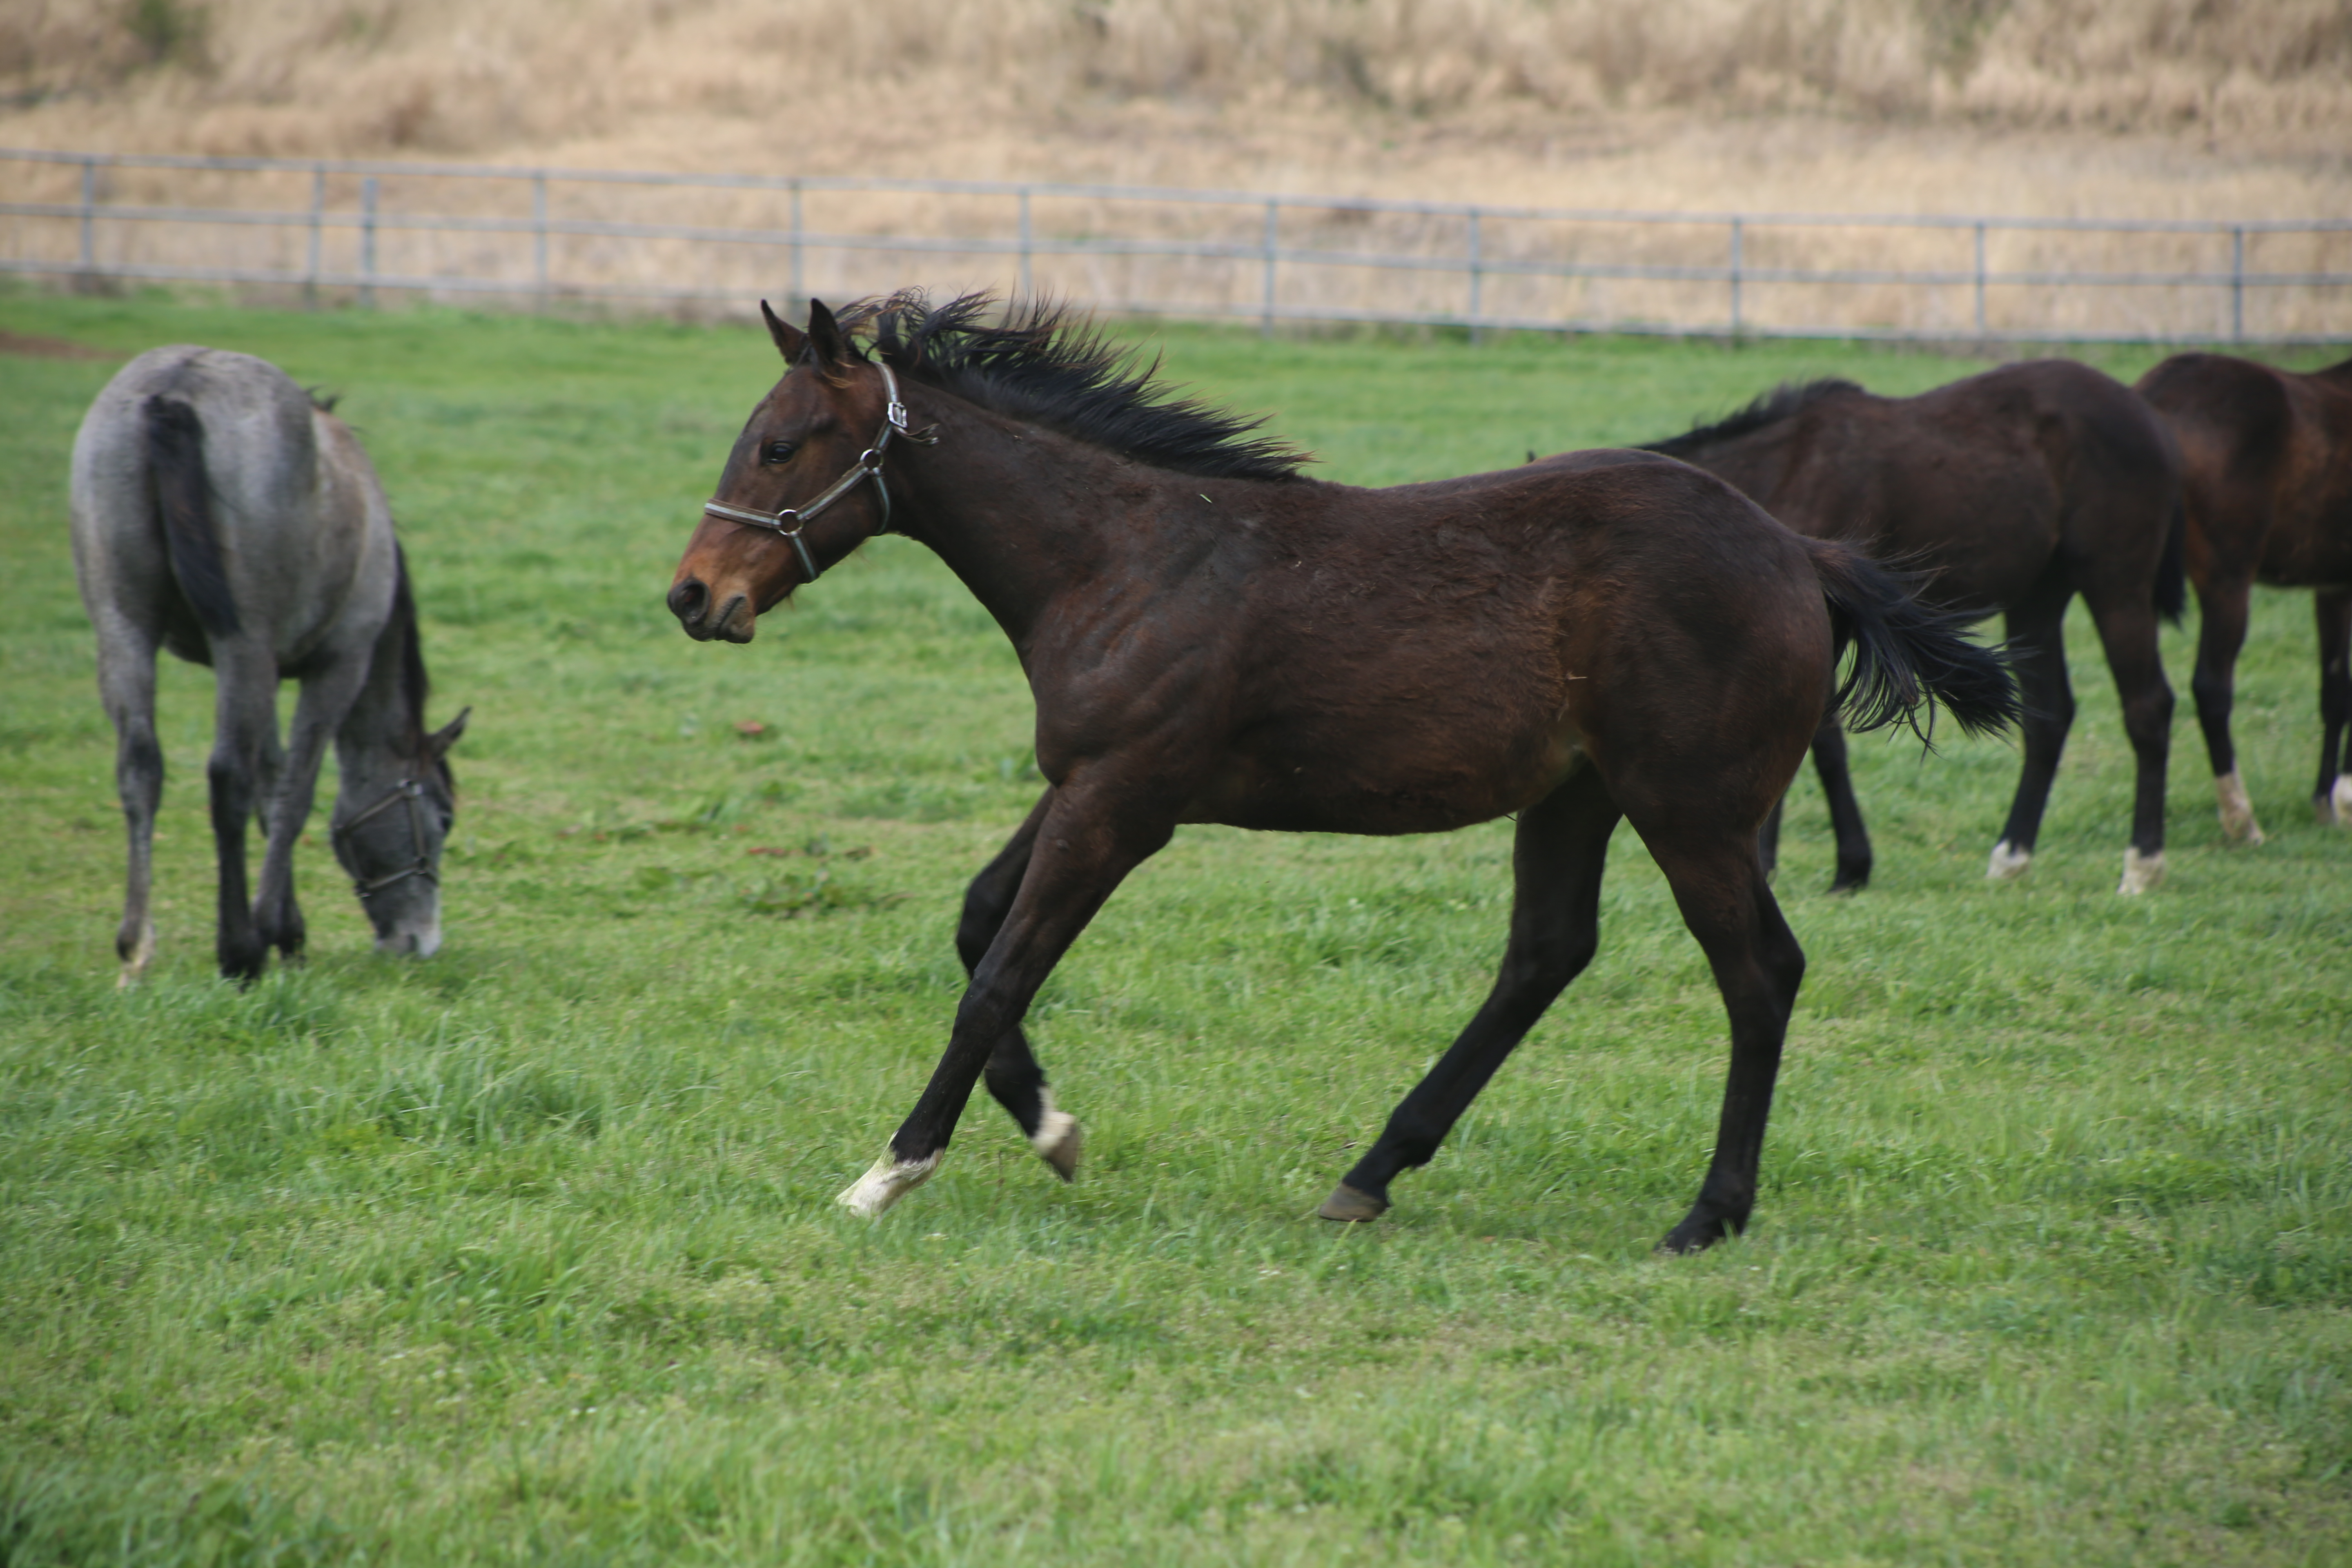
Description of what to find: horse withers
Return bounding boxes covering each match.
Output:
[2136,352,2352,840]
[1642,363,2185,895]
[70,346,467,984]
[664,293,2014,1251]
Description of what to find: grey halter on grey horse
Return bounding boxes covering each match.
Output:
[69,345,468,984]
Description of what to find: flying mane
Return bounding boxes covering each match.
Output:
[839,290,1312,483]
[1639,378,1865,460]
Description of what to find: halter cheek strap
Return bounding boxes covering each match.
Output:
[700,360,941,584]
[332,778,437,900]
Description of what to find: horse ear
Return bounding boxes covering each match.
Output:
[426,706,470,759]
[806,298,849,370]
[761,300,807,363]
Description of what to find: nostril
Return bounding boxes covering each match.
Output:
[668,577,709,622]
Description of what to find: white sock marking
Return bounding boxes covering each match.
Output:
[2118,847,2165,895]
[2214,769,2264,845]
[2329,775,2352,826]
[1986,840,2032,881]
[1029,1086,1079,1161]
[836,1149,940,1217]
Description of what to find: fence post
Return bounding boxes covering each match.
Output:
[533,172,549,310]
[78,157,96,276]
[1019,187,1033,301]
[1261,200,1279,337]
[1973,220,1987,338]
[305,166,324,307]
[360,175,378,309]
[1728,216,1743,336]
[789,180,804,306]
[2232,226,2245,341]
[1467,209,1483,345]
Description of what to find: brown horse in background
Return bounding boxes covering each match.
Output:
[1643,363,2183,894]
[666,292,2013,1252]
[2136,352,2352,839]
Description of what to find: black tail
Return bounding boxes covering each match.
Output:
[143,393,240,639]
[1805,539,2018,740]
[2154,493,2187,625]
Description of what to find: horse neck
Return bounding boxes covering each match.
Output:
[887,409,1216,650]
[335,588,425,790]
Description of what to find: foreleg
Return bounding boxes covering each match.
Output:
[207,648,279,984]
[2190,571,2262,842]
[838,776,1173,1216]
[956,789,1083,1177]
[1321,767,1621,1221]
[252,656,371,962]
[1988,592,2075,882]
[2085,588,2177,893]
[2316,588,2352,825]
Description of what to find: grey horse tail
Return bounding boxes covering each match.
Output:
[144,392,241,639]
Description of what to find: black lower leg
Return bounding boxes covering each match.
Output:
[2314,590,2350,806]
[1810,719,1873,892]
[1995,603,2075,855]
[207,752,264,984]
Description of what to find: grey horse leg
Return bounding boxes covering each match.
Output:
[207,647,278,984]
[252,659,371,963]
[94,612,165,983]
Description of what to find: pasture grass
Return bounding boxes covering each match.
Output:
[2,290,2348,1565]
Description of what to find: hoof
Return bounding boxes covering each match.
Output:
[2215,769,2265,845]
[1031,1093,1082,1183]
[2321,775,2352,826]
[2117,847,2165,896]
[1985,840,2031,882]
[1657,1213,1739,1254]
[115,919,156,988]
[1317,1183,1388,1223]
[836,1149,940,1217]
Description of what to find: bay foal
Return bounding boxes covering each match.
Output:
[667,294,2013,1250]
[1644,364,2183,894]
[2137,352,2352,840]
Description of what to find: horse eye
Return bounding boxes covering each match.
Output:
[764,440,796,464]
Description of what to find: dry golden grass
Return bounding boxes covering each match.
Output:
[3,0,2348,336]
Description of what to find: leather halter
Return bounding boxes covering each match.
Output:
[332,777,438,900]
[701,360,940,584]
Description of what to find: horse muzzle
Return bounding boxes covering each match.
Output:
[666,575,757,644]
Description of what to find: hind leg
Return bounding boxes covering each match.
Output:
[1321,767,1621,1221]
[94,617,165,984]
[1809,718,1874,893]
[956,789,1082,1178]
[1644,827,1807,1253]
[2190,570,2263,842]
[2084,586,2177,894]
[2316,588,2352,825]
[1988,588,2075,881]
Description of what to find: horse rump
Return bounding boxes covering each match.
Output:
[1804,538,2017,741]
[143,392,241,639]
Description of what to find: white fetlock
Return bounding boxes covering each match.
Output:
[1986,840,2032,881]
[116,919,156,989]
[2328,775,2352,826]
[2118,847,2165,895]
[836,1149,940,1217]
[1029,1087,1082,1180]
[2215,769,2265,845]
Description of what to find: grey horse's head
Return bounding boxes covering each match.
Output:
[332,708,468,956]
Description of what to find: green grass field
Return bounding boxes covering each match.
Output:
[2,290,2347,1566]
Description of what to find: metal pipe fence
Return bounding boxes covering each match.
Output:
[4,146,2349,343]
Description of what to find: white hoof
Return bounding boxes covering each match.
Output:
[1986,840,2032,881]
[1030,1087,1082,1181]
[2118,847,2165,895]
[2325,775,2352,826]
[836,1150,940,1217]
[116,920,156,989]
[2215,769,2265,845]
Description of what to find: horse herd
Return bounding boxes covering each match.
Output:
[67,296,2350,1250]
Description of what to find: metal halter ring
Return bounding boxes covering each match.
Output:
[332,777,437,900]
[700,359,940,584]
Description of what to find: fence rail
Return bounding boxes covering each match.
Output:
[5,147,2349,342]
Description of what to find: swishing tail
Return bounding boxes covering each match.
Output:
[143,393,241,639]
[1804,538,2018,740]
[2154,494,2187,625]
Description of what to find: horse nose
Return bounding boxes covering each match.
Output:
[668,576,709,627]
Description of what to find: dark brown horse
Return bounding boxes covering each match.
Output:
[1642,363,2183,895]
[2136,352,2352,839]
[666,294,2013,1252]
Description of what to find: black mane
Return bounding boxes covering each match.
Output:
[837,291,1311,483]
[1639,378,1864,459]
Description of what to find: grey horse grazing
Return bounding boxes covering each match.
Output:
[69,345,467,984]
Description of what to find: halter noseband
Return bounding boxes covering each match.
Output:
[700,359,940,583]
[332,777,438,900]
